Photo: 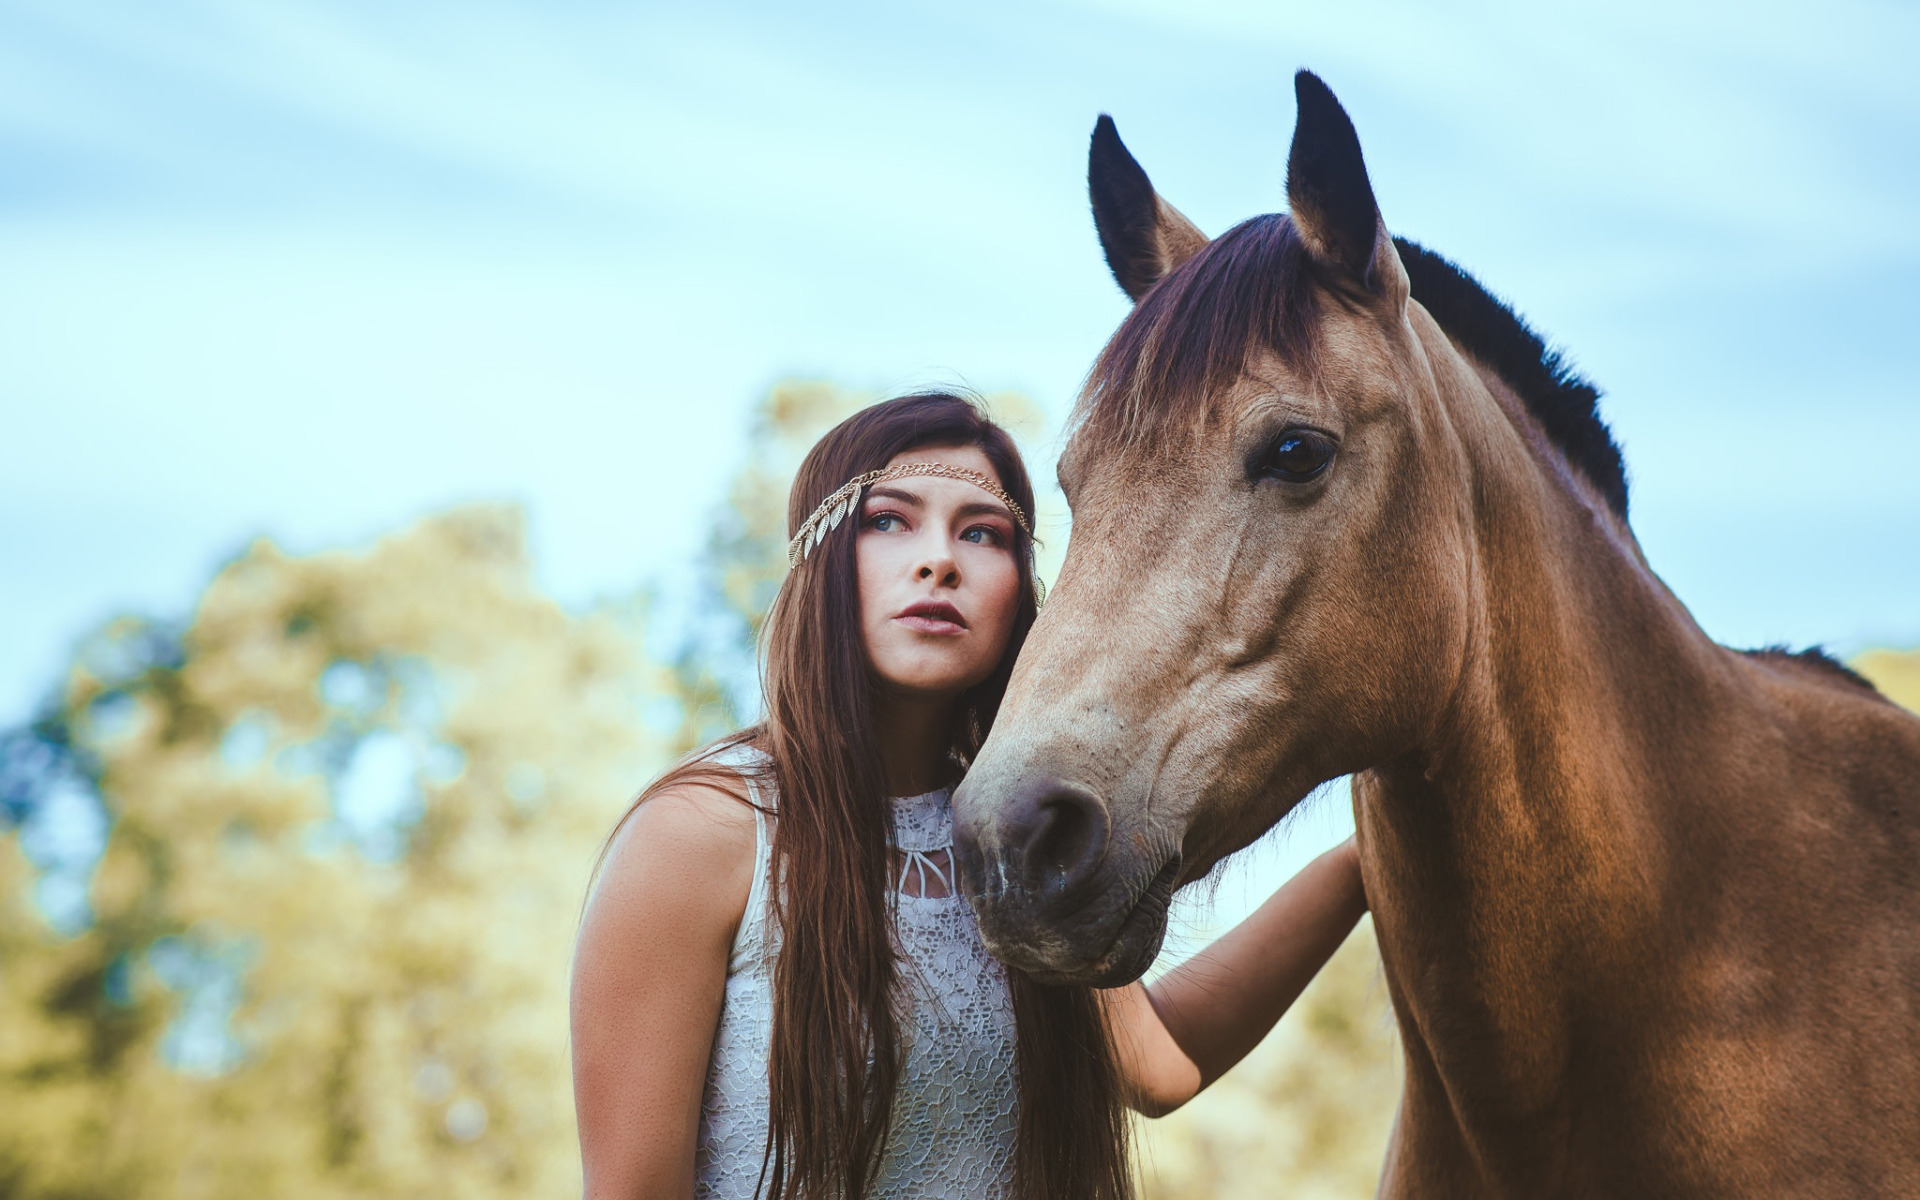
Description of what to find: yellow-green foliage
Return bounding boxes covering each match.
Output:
[1,507,664,1197]
[1137,921,1401,1200]
[1855,647,1920,713]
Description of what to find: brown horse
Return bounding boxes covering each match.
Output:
[951,71,1920,1197]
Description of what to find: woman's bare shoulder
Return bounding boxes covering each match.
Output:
[570,767,764,1186]
[586,771,760,941]
[616,773,757,856]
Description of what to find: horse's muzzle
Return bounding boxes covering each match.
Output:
[952,773,1177,986]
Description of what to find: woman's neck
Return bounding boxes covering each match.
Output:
[872,689,961,796]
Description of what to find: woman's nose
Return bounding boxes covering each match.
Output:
[916,542,959,583]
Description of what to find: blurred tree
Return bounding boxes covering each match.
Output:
[0,506,663,1197]
[1136,922,1400,1200]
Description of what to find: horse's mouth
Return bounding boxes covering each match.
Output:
[1025,854,1183,988]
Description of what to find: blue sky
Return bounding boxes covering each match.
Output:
[4,0,1918,735]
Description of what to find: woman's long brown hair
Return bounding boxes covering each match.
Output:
[617,392,1133,1200]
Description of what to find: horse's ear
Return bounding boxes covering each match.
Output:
[1089,115,1209,302]
[1286,71,1402,305]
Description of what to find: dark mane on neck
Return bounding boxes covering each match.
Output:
[1393,236,1630,518]
[1741,645,1885,697]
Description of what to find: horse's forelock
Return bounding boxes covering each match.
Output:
[1073,214,1321,457]
[1072,222,1634,528]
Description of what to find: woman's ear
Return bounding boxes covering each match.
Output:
[1089,115,1210,302]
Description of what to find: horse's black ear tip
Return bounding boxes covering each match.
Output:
[1090,114,1143,188]
[1293,70,1341,116]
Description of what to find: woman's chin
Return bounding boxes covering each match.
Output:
[870,656,998,700]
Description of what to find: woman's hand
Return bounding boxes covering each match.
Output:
[1104,836,1368,1116]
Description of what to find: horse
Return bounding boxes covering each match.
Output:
[950,71,1920,1197]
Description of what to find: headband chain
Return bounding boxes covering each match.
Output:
[787,461,1033,569]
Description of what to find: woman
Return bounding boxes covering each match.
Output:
[571,392,1367,1200]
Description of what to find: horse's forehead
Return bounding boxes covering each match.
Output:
[1061,414,1210,494]
[1064,348,1328,476]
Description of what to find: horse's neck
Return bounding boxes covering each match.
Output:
[1393,355,1745,847]
[1361,356,1920,1191]
[1358,360,1753,1140]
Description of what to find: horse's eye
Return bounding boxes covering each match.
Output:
[1254,429,1335,483]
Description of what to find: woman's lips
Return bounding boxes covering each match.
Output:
[896,601,968,635]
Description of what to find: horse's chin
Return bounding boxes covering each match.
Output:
[991,855,1182,988]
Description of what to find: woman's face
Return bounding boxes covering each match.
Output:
[856,444,1024,700]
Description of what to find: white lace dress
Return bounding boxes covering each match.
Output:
[694,752,1019,1199]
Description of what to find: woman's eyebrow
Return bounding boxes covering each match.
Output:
[867,485,1013,523]
[865,485,925,507]
[950,500,1015,523]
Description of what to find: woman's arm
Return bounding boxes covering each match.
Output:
[1104,837,1368,1116]
[570,782,755,1199]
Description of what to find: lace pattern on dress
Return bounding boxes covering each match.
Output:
[692,749,1018,1200]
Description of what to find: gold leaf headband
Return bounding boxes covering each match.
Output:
[787,461,1034,569]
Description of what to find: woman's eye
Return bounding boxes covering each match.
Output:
[1254,429,1335,483]
[961,526,1006,547]
[870,513,905,532]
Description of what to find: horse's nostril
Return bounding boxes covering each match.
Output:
[1019,785,1110,901]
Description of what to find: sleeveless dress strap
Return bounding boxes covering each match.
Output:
[702,743,775,974]
[729,783,774,974]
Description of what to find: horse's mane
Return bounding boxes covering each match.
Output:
[1076,219,1632,522]
[1392,236,1629,519]
[1392,251,1884,696]
[1741,646,1884,697]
